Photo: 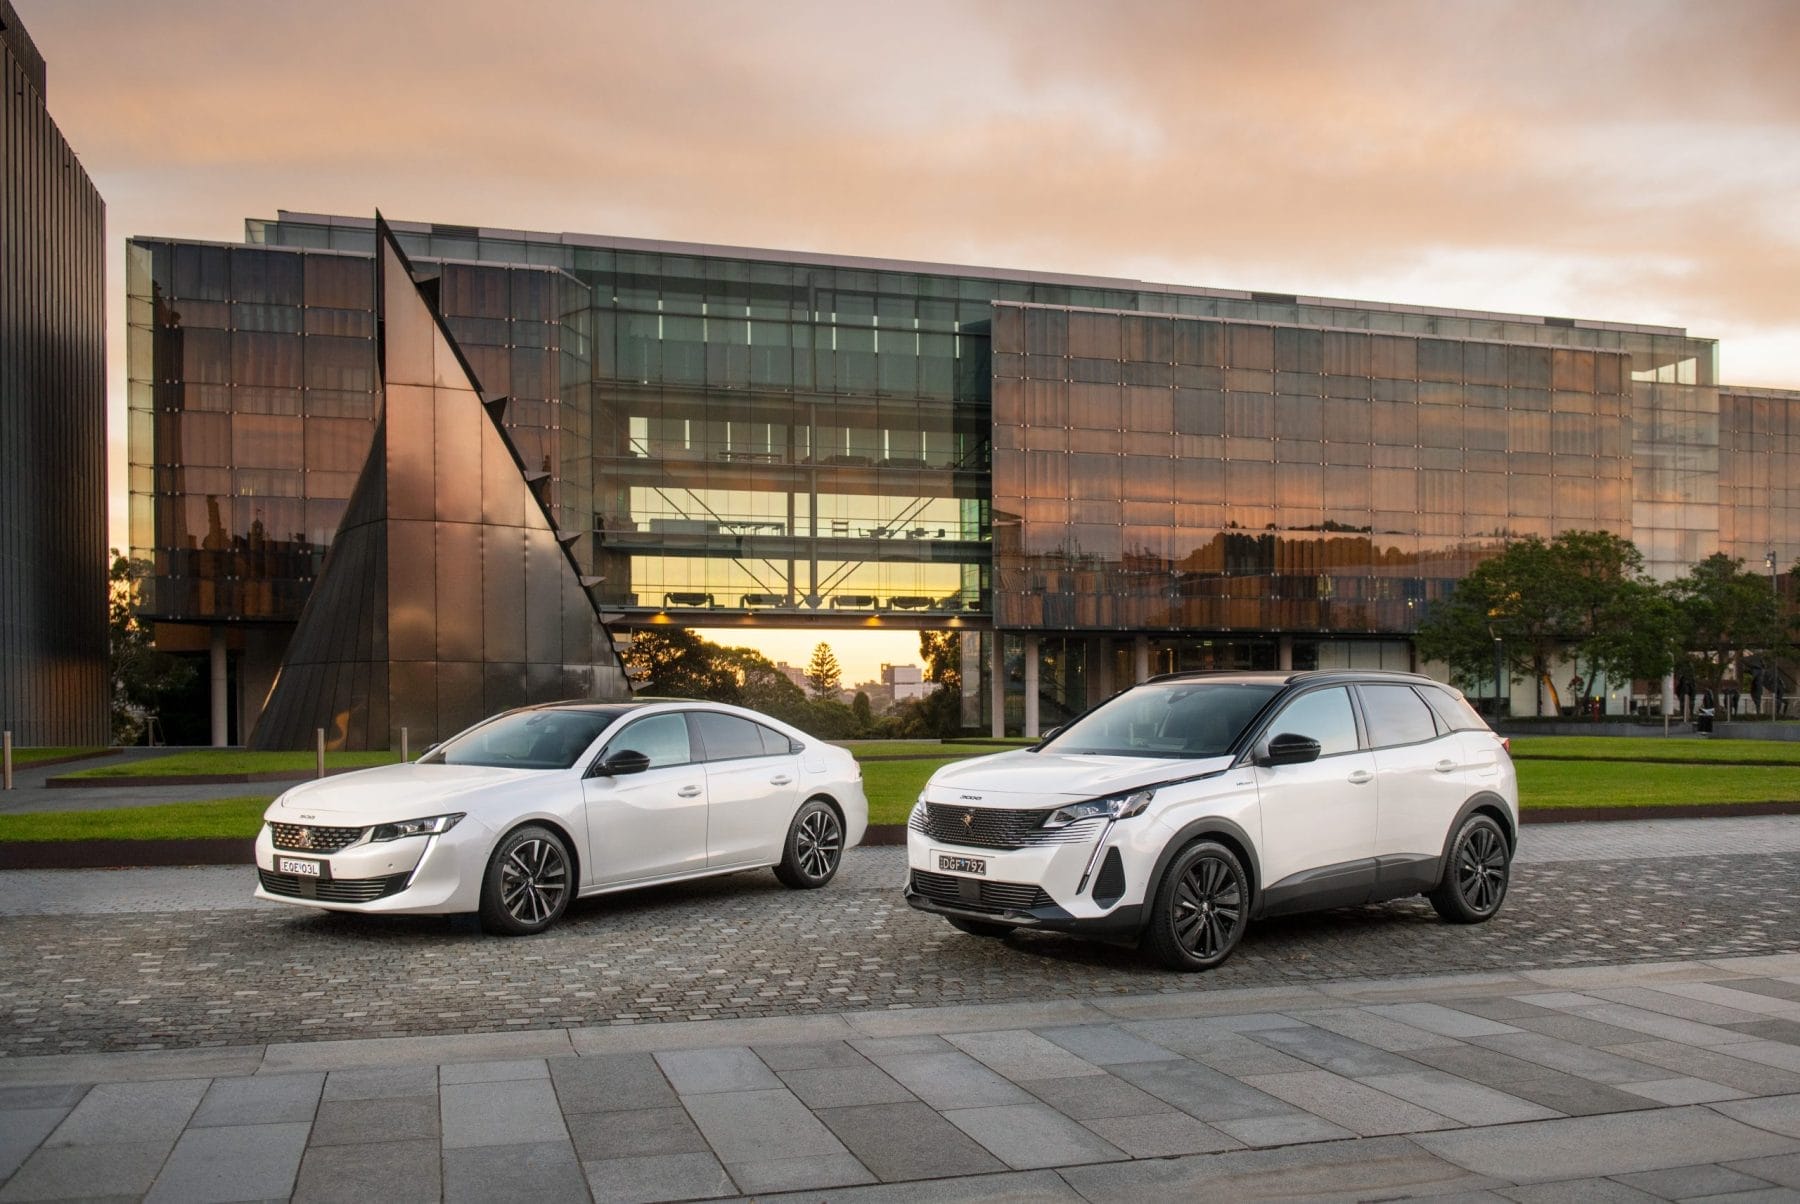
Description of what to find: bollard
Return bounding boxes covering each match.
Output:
[401,727,409,763]
[316,728,326,779]
[2,731,11,791]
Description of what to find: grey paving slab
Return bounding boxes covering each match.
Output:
[1725,1152,1800,1188]
[944,1029,1104,1080]
[1660,982,1800,1019]
[1241,1069,1462,1136]
[190,1071,323,1126]
[942,1101,1127,1169]
[846,1035,951,1058]
[567,1106,707,1162]
[1368,1002,1524,1038]
[776,1065,914,1109]
[0,1086,85,1111]
[654,1046,780,1094]
[549,1054,678,1114]
[1095,985,1334,1021]
[752,1041,871,1071]
[857,1050,1032,1109]
[1497,1178,1665,1202]
[1057,1132,1496,1202]
[442,1139,589,1204]
[1618,1076,1750,1105]
[1493,1074,1663,1118]
[1508,1013,1664,1048]
[1676,1187,1799,1203]
[44,1077,207,1146]
[740,1168,1084,1203]
[1472,1031,1672,1083]
[1726,979,1800,1004]
[813,1101,1006,1182]
[1585,985,1770,1025]
[1452,995,1569,1020]
[1321,971,1530,1003]
[438,1057,547,1084]
[680,1087,847,1163]
[1110,1056,1300,1122]
[1614,1163,1777,1199]
[261,1028,575,1073]
[1712,1040,1800,1074]
[1118,1018,1315,1075]
[290,1138,440,1204]
[845,999,1109,1038]
[0,1139,171,1202]
[1520,963,1739,989]
[1248,1022,1430,1076]
[1726,1018,1800,1045]
[1575,1002,1769,1048]
[144,1121,310,1203]
[1019,1072,1174,1121]
[570,1013,856,1055]
[1081,1111,1241,1158]
[307,1094,439,1146]
[1358,1069,1563,1125]
[581,1151,734,1203]
[1412,1105,1800,1183]
[1604,1040,1800,1096]
[1210,1111,1359,1147]
[724,1152,875,1194]
[440,1077,569,1149]
[0,1109,69,1182]
[1288,1005,1465,1051]
[1404,1042,1565,1086]
[321,1064,438,1101]
[1714,1093,1800,1139]
[1206,1011,1311,1031]
[1034,1024,1184,1065]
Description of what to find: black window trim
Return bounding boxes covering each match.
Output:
[1238,682,1369,763]
[591,711,696,773]
[685,709,791,765]
[1351,683,1450,751]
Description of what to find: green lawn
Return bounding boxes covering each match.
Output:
[1514,760,1800,808]
[4,746,110,767]
[61,749,402,779]
[1510,735,1800,766]
[0,797,273,842]
[840,739,1033,760]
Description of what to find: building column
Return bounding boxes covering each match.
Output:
[210,626,229,748]
[1094,637,1115,705]
[1278,634,1294,672]
[1023,635,1040,739]
[990,632,1005,738]
[1133,634,1150,683]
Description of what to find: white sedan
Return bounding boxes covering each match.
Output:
[254,701,868,934]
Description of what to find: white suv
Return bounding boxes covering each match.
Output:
[906,671,1517,970]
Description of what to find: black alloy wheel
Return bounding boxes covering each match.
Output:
[1429,813,1510,923]
[1146,840,1249,971]
[775,799,844,889]
[479,824,572,935]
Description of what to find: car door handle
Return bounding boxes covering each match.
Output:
[1348,770,1374,785]
[769,775,793,786]
[677,785,702,798]
[1435,760,1457,774]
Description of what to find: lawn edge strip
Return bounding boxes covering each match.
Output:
[1515,753,1800,768]
[48,767,364,788]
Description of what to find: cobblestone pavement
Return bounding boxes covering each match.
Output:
[1,831,1796,1056]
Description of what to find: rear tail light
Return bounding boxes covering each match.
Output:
[1499,737,1511,756]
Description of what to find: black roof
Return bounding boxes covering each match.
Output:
[1142,669,1448,689]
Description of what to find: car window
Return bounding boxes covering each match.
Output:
[757,724,795,756]
[434,709,613,769]
[604,713,692,769]
[692,712,769,762]
[1266,686,1359,756]
[1420,685,1489,732]
[1041,681,1280,758]
[1359,684,1440,747]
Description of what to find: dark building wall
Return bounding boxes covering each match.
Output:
[0,2,109,746]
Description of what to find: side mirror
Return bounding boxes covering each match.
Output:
[596,749,651,777]
[1258,732,1322,767]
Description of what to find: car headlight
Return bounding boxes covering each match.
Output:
[1041,789,1154,829]
[368,813,465,842]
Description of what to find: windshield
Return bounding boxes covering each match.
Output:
[427,709,618,770]
[1041,681,1280,759]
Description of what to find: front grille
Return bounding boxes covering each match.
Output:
[258,869,411,904]
[915,802,1101,849]
[269,823,365,853]
[909,870,1053,913]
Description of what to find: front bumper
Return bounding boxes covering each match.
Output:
[253,817,491,915]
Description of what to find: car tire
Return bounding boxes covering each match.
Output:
[1144,839,1250,972]
[478,824,573,936]
[774,798,843,889]
[1428,813,1510,924]
[946,917,1014,939]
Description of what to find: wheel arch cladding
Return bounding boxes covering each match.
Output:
[1439,792,1516,871]
[502,817,580,886]
[1148,817,1261,923]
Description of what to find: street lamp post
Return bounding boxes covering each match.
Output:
[1493,635,1505,718]
[1769,550,1781,717]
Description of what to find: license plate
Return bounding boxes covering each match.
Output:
[278,857,322,878]
[936,853,987,876]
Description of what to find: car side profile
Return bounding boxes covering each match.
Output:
[254,700,868,934]
[906,670,1516,970]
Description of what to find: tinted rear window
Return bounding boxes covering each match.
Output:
[1420,685,1490,732]
[692,712,770,762]
[1358,685,1440,747]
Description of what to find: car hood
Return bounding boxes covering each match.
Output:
[925,749,1234,808]
[267,762,556,825]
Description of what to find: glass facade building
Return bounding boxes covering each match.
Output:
[127,211,1800,740]
[1,2,108,747]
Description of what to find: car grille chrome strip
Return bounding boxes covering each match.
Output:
[257,869,410,903]
[916,802,1101,849]
[269,823,366,853]
[1075,818,1117,895]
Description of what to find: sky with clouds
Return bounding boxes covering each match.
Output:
[18,0,1798,677]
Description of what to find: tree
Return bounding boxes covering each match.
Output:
[621,628,740,701]
[805,642,841,699]
[908,629,965,737]
[109,550,195,744]
[851,690,874,734]
[1582,578,1684,694]
[1673,553,1787,704]
[713,643,808,726]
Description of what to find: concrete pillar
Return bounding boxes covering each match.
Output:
[210,626,230,748]
[1023,636,1040,738]
[1133,634,1150,683]
[1278,634,1294,672]
[990,632,1005,738]
[1095,637,1115,705]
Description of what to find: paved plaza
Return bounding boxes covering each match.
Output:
[0,817,1795,1200]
